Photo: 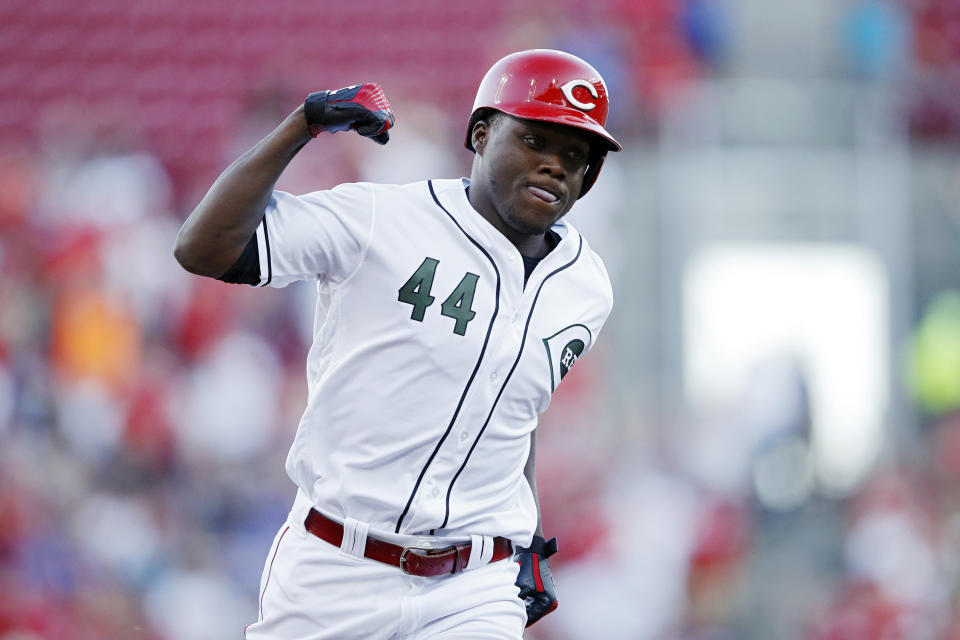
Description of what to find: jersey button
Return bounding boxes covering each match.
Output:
[432,488,440,497]
[490,371,499,382]
[460,431,468,442]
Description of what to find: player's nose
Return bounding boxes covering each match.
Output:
[536,149,566,179]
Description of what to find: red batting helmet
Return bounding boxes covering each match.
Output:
[465,49,621,198]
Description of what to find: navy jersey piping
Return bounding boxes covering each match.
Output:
[394,180,502,534]
[439,235,584,530]
[262,213,273,286]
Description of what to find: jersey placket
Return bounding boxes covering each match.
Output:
[432,238,583,533]
[399,192,581,535]
[398,230,525,535]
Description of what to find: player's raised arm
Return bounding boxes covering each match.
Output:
[173,84,394,279]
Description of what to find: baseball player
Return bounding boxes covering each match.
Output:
[174,49,619,638]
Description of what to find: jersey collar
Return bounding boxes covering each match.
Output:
[440,178,577,265]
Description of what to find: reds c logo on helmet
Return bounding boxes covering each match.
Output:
[560,79,600,111]
[465,49,622,198]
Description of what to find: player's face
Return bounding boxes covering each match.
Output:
[470,115,592,245]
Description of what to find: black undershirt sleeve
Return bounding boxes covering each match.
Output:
[216,233,261,285]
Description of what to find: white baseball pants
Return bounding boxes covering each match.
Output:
[243,508,526,639]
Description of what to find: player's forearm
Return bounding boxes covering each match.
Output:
[173,106,312,278]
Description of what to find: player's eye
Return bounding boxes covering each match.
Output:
[522,134,543,148]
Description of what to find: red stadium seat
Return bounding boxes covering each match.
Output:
[13,0,511,191]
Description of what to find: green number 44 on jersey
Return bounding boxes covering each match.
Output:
[398,257,479,336]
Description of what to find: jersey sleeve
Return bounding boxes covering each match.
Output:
[589,252,615,342]
[252,182,375,288]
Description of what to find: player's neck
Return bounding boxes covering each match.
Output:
[465,185,549,259]
[511,231,550,259]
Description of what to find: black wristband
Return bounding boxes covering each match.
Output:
[304,91,330,136]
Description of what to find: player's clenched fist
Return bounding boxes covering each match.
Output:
[304,83,394,144]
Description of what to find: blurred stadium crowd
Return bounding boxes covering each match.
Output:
[3,0,960,638]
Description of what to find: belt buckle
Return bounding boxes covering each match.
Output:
[399,546,435,575]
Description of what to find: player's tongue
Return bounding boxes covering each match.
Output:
[527,185,558,203]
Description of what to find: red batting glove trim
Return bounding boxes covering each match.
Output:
[335,83,392,135]
[531,554,543,592]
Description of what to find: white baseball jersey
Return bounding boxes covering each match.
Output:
[250,177,613,547]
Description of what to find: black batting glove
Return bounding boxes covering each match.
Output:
[515,535,559,627]
[304,83,394,144]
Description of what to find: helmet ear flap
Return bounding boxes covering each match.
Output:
[579,150,606,198]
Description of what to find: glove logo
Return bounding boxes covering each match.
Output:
[560,79,599,111]
[542,324,592,391]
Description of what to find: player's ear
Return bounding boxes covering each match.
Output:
[471,119,489,154]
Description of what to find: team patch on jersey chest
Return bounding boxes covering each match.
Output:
[542,324,592,392]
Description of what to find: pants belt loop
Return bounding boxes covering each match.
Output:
[464,534,494,571]
[340,517,369,558]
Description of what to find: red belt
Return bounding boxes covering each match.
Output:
[303,508,513,577]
